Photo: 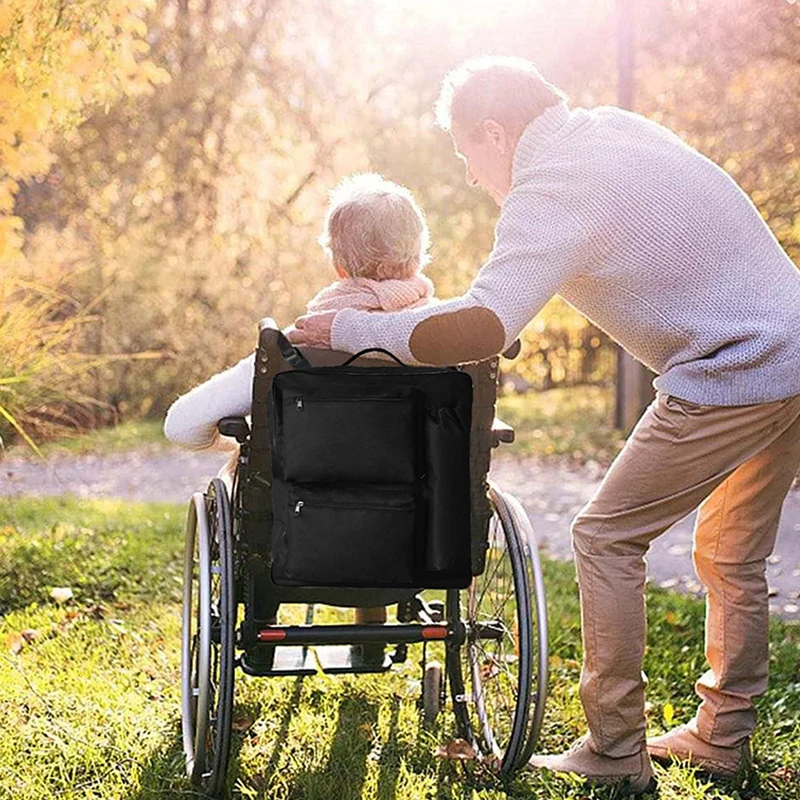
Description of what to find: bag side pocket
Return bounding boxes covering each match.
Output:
[424,405,471,573]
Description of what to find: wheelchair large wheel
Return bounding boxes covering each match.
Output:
[181,478,236,797]
[447,482,549,775]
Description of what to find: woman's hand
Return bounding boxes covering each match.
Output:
[286,310,337,348]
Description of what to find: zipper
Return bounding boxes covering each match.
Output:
[290,395,408,407]
[292,498,413,516]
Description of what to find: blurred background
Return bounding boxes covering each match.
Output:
[2,0,799,452]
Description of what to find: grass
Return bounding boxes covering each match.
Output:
[1,418,166,460]
[1,497,798,799]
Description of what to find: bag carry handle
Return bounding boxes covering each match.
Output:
[274,333,408,371]
[276,329,312,370]
[341,347,409,368]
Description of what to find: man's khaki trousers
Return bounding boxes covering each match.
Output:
[572,391,800,757]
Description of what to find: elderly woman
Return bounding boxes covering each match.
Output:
[163,173,437,635]
[164,172,437,452]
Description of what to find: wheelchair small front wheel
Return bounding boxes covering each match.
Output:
[181,478,236,797]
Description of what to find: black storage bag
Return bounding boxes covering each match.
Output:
[268,343,473,589]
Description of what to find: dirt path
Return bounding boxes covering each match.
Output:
[2,446,798,618]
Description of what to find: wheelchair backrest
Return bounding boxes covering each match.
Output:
[246,320,503,576]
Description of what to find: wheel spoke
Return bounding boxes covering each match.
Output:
[457,487,538,774]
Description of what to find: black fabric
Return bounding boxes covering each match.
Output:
[268,361,473,589]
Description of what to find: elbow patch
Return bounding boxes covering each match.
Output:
[409,306,506,365]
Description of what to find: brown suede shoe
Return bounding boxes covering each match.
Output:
[647,724,751,777]
[530,735,656,795]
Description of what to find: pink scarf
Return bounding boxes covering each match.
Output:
[305,274,437,313]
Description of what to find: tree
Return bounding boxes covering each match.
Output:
[0,0,168,269]
[0,0,167,446]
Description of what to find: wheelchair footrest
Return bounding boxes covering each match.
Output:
[240,646,318,677]
[316,645,392,675]
[239,644,393,676]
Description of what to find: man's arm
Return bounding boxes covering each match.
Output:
[327,189,594,365]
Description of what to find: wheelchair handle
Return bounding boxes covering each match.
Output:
[275,328,312,370]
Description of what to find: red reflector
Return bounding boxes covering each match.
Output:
[257,629,287,642]
[422,626,448,640]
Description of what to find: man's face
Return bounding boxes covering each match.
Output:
[451,118,515,207]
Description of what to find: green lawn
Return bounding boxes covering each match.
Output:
[1,418,166,460]
[1,498,797,799]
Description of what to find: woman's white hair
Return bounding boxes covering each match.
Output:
[319,173,431,281]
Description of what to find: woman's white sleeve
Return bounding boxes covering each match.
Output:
[163,352,255,451]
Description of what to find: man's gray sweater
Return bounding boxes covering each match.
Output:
[331,100,800,406]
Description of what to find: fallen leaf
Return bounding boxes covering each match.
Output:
[85,604,106,620]
[771,765,796,782]
[435,739,477,761]
[358,723,374,740]
[6,633,24,654]
[481,755,503,772]
[231,712,255,732]
[20,629,39,643]
[480,656,502,680]
[107,619,127,634]
[50,587,73,603]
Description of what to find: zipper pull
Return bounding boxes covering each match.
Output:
[294,500,304,516]
[295,397,304,411]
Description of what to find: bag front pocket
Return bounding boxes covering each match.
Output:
[284,485,417,586]
[282,395,418,484]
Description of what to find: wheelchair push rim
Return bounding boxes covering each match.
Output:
[181,479,236,795]
[503,489,549,765]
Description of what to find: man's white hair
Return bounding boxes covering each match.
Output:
[319,173,431,281]
[435,55,567,139]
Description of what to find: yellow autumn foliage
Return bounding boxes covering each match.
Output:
[2,0,798,446]
[0,0,169,270]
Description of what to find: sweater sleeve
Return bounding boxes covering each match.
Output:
[330,189,592,366]
[163,352,255,451]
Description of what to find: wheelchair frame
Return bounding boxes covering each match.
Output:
[180,319,549,797]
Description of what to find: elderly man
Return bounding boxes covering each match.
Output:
[288,56,800,793]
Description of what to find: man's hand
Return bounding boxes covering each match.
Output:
[286,309,337,348]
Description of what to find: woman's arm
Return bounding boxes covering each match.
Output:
[163,352,255,451]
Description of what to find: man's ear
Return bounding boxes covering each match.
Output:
[482,118,509,155]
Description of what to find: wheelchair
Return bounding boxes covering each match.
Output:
[180,318,549,797]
